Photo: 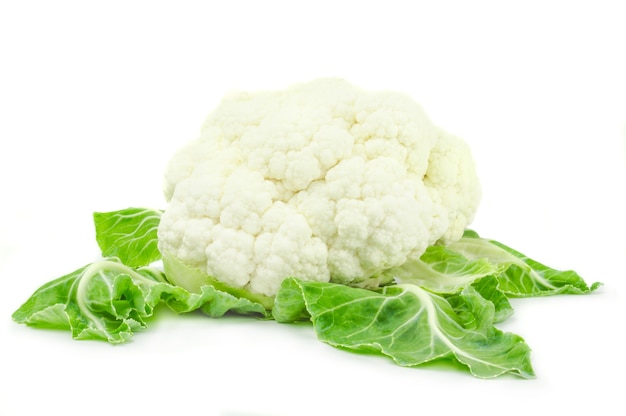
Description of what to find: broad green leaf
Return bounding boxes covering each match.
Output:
[273,278,534,379]
[93,208,163,267]
[449,232,601,297]
[381,245,500,294]
[12,258,267,343]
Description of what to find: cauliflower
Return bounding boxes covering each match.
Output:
[158,78,481,297]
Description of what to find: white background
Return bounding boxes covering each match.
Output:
[1,1,625,415]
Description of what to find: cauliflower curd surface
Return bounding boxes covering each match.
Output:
[158,78,481,297]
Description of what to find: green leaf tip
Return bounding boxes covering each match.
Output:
[93,207,163,267]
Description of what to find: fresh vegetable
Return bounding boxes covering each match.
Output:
[12,80,600,379]
[158,78,481,297]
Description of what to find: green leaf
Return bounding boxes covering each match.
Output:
[380,245,500,294]
[93,208,163,267]
[162,253,275,311]
[273,278,535,379]
[469,276,514,323]
[449,232,601,297]
[12,258,267,343]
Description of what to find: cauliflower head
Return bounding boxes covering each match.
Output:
[158,78,481,298]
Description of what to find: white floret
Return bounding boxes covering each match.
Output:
[158,78,481,297]
[424,128,482,243]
